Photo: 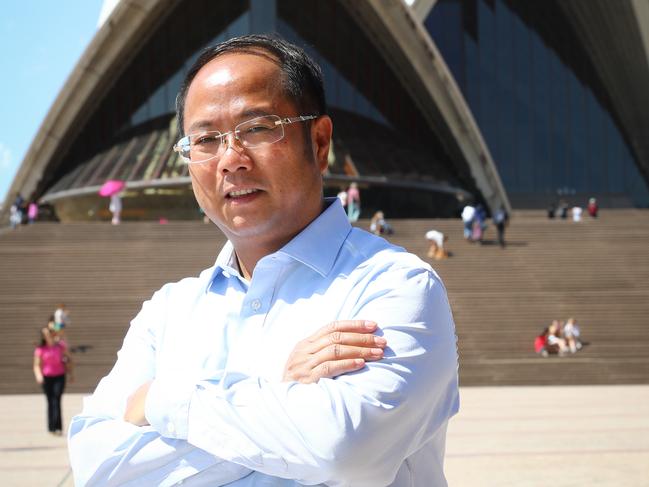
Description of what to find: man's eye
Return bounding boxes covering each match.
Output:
[245,124,273,134]
[193,134,221,145]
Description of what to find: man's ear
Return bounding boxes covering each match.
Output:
[311,115,333,173]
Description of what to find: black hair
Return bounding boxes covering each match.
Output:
[175,34,326,137]
[38,328,47,347]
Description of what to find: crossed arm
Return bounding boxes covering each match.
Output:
[124,320,386,425]
[70,319,388,486]
[70,268,458,486]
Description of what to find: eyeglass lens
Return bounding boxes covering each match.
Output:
[181,115,284,163]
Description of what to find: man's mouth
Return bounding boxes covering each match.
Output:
[227,188,259,198]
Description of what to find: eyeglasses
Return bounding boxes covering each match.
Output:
[173,114,317,164]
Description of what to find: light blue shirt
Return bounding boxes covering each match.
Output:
[69,198,459,486]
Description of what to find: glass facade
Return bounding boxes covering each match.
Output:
[426,0,649,206]
[44,0,475,218]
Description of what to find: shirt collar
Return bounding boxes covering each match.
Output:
[278,197,351,277]
[207,197,351,290]
[203,241,240,293]
[214,240,238,273]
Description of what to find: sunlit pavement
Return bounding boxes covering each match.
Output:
[445,385,649,486]
[2,385,648,486]
[0,394,81,487]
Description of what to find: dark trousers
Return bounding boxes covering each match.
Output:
[496,223,506,247]
[42,374,65,432]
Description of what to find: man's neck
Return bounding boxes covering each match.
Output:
[233,229,299,280]
[235,251,253,280]
[229,199,328,280]
[232,239,282,280]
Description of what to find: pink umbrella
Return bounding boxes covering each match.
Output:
[98,180,125,197]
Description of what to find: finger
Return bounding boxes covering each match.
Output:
[312,344,384,364]
[307,320,378,342]
[311,358,366,381]
[307,332,386,353]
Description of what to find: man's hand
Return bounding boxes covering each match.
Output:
[124,381,152,426]
[283,320,386,383]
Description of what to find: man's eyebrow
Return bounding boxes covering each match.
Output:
[187,120,218,134]
[240,108,273,119]
[186,108,275,134]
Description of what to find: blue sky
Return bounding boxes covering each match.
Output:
[0,1,103,206]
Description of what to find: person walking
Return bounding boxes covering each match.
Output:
[53,303,70,331]
[109,193,122,224]
[27,202,39,224]
[346,181,361,222]
[10,193,24,229]
[33,326,73,435]
[461,204,475,240]
[493,206,509,248]
[558,200,569,219]
[587,198,598,218]
[9,204,21,229]
[572,206,583,222]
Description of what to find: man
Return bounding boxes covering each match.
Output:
[69,35,459,486]
[492,206,509,248]
[461,204,475,240]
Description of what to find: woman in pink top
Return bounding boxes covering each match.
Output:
[27,202,39,223]
[33,327,72,435]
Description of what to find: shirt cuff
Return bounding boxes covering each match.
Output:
[145,376,195,439]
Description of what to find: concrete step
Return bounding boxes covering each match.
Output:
[2,209,648,391]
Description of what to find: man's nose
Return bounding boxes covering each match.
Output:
[218,132,251,173]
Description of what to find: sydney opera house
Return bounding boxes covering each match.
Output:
[4,0,649,222]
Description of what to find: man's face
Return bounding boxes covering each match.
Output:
[183,52,331,250]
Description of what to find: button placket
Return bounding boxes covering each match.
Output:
[243,255,285,321]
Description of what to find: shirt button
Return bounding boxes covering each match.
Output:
[251,299,261,311]
[167,422,175,434]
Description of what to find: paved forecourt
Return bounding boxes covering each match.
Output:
[445,385,649,486]
[1,385,648,486]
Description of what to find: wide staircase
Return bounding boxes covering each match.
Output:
[386,210,649,386]
[1,209,648,393]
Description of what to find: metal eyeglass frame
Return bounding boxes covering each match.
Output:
[173,114,318,164]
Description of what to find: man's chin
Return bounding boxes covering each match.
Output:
[218,218,274,240]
